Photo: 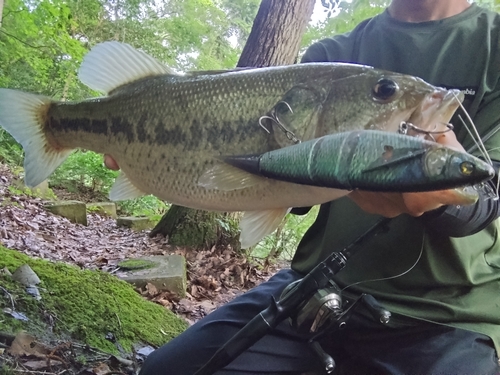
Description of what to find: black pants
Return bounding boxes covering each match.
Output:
[139,269,500,375]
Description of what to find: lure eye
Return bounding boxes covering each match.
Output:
[372,78,399,102]
[460,161,475,175]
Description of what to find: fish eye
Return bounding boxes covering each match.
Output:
[460,161,475,175]
[372,78,399,102]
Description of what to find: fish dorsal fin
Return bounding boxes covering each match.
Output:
[109,172,146,201]
[78,41,175,94]
[239,208,291,248]
[198,162,267,191]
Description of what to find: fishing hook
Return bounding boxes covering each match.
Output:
[258,101,301,144]
[273,101,301,144]
[398,121,454,142]
[258,116,273,134]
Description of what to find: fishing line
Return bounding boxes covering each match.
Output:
[468,122,500,154]
[459,114,492,165]
[453,94,493,165]
[340,232,425,293]
[453,95,500,199]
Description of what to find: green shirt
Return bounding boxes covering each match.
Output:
[293,4,500,353]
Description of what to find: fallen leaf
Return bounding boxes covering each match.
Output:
[8,332,50,357]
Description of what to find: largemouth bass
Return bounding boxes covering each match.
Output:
[0,42,465,247]
[213,130,494,191]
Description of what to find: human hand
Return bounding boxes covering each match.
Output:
[104,154,120,170]
[348,131,472,218]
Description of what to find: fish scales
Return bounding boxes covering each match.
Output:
[44,68,353,210]
[0,41,470,247]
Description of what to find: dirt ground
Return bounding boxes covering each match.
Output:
[0,163,285,374]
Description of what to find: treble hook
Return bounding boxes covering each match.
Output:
[273,101,301,144]
[257,101,301,144]
[258,116,273,134]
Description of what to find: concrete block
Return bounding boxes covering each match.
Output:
[116,216,153,231]
[45,200,87,225]
[86,202,117,218]
[118,255,186,297]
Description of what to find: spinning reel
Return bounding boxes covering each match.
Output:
[195,218,392,375]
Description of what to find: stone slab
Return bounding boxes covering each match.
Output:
[45,200,87,225]
[116,216,153,231]
[118,255,186,297]
[32,180,54,199]
[86,202,117,218]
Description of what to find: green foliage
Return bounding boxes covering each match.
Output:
[474,0,500,12]
[0,0,89,99]
[117,195,169,219]
[0,0,258,221]
[0,245,188,353]
[303,0,389,50]
[7,183,56,201]
[251,207,319,261]
[49,150,118,193]
[0,365,14,375]
[0,129,23,166]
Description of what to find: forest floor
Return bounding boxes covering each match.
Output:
[0,163,285,374]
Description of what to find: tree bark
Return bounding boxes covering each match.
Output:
[238,0,315,67]
[151,0,316,249]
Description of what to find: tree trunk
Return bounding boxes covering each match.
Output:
[150,0,316,249]
[238,0,315,67]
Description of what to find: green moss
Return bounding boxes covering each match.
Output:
[118,259,155,270]
[85,205,100,213]
[0,364,14,375]
[0,246,188,354]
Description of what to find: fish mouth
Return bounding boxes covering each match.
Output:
[406,88,464,137]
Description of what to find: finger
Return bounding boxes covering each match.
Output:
[104,155,120,170]
[402,188,473,216]
[402,192,439,216]
[348,191,406,218]
[434,132,465,151]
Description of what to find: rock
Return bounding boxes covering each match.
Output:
[116,216,153,231]
[44,200,87,225]
[118,255,187,297]
[86,202,117,218]
[31,180,54,200]
[12,264,40,286]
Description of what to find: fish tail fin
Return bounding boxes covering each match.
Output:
[0,89,72,187]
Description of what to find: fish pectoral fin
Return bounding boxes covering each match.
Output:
[78,41,176,95]
[198,162,267,191]
[109,172,146,201]
[239,208,291,249]
[0,89,72,187]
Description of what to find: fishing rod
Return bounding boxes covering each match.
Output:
[194,217,392,375]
